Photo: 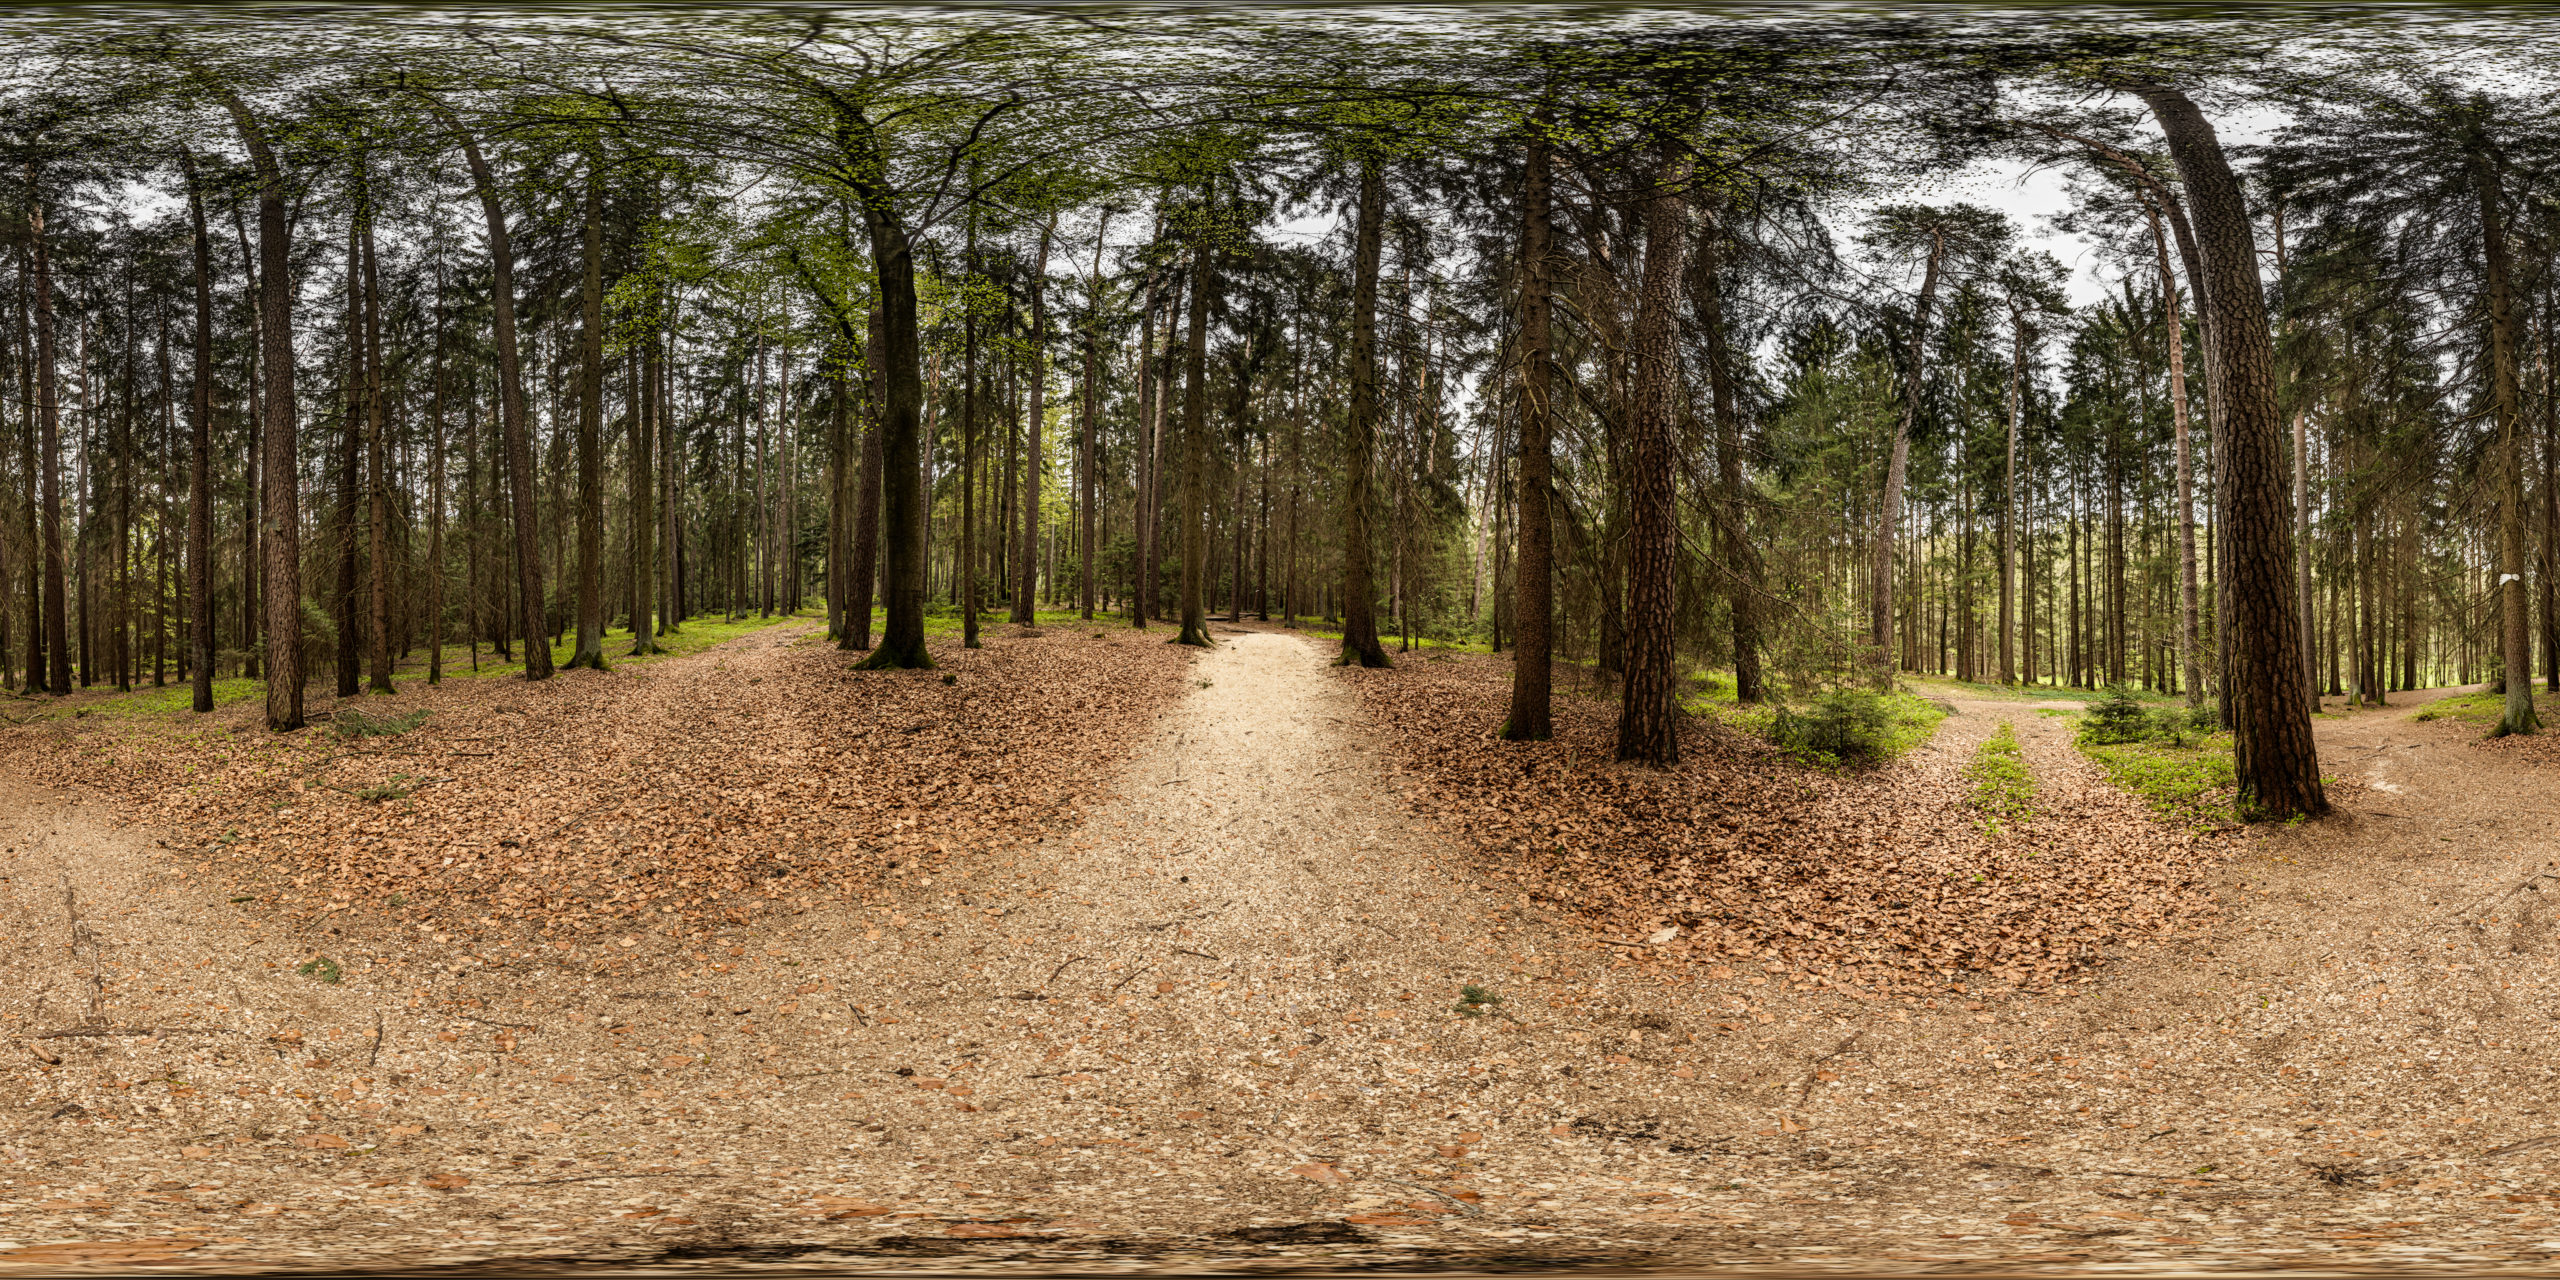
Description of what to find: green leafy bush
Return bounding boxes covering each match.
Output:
[1771,689,1894,765]
[2077,688,2154,745]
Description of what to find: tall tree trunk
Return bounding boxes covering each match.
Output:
[2475,132,2539,734]
[846,301,886,649]
[16,241,36,693]
[1692,197,1760,704]
[2001,311,2026,686]
[1130,266,1160,628]
[1015,217,1052,626]
[429,261,449,683]
[361,172,394,694]
[1081,217,1106,620]
[629,322,660,655]
[212,94,304,726]
[2134,82,2325,818]
[1175,216,1213,648]
[1338,157,1391,667]
[181,150,216,712]
[427,98,552,680]
[2143,198,2203,710]
[568,155,608,670]
[1618,142,1690,765]
[335,183,364,699]
[847,180,933,669]
[1873,228,1946,686]
[960,212,981,650]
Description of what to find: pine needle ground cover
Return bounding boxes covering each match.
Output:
[0,623,1192,945]
[1344,654,2222,994]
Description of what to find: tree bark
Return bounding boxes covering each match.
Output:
[1692,196,1761,704]
[1618,142,1690,765]
[2142,197,2203,711]
[847,300,886,649]
[2474,131,2539,735]
[1015,217,1052,626]
[1339,157,1391,667]
[1503,123,1555,740]
[567,154,608,670]
[427,97,552,680]
[1175,215,1213,648]
[181,149,215,713]
[2134,82,2325,818]
[1873,227,1946,685]
[361,171,394,693]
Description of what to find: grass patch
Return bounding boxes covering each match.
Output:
[1701,687,1947,769]
[330,708,428,739]
[1904,675,2185,706]
[2081,733,2238,831]
[2412,688,2560,727]
[296,957,343,984]
[1964,722,2035,833]
[1452,984,1504,1017]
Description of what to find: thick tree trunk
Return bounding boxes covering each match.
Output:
[429,264,449,683]
[430,99,552,680]
[2001,314,2025,686]
[1618,143,1690,765]
[1080,221,1106,621]
[1873,229,1945,685]
[1338,158,1391,667]
[960,233,981,650]
[208,94,305,727]
[568,158,608,670]
[1175,224,1213,648]
[629,327,660,655]
[181,150,215,713]
[2135,83,2325,818]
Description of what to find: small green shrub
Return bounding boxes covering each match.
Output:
[1771,689,1894,764]
[296,956,343,984]
[1453,983,1504,1017]
[2077,688,2154,745]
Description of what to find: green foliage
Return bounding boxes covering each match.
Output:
[296,957,343,984]
[331,708,429,740]
[2076,687,2154,745]
[1453,983,1503,1017]
[2082,734,2239,831]
[1964,722,2034,832]
[1748,689,1945,768]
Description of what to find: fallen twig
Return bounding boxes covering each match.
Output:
[1174,947,1220,961]
[498,1172,719,1186]
[1109,964,1156,992]
[34,1026,232,1039]
[1046,955,1093,984]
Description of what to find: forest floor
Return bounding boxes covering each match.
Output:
[1,625,2559,1274]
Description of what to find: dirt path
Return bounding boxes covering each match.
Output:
[9,640,2560,1272]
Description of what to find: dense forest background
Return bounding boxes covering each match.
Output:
[2,9,2554,822]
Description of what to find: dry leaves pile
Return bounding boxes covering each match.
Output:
[1341,657,2224,993]
[0,625,1191,938]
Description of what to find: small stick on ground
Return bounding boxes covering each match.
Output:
[1047,955,1093,984]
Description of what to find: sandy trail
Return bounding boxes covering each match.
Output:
[9,639,2560,1272]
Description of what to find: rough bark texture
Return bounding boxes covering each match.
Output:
[1873,228,1944,685]
[217,93,304,729]
[32,174,66,696]
[2148,199,2202,710]
[1503,127,1555,742]
[1015,219,1051,627]
[848,303,886,650]
[2476,136,2539,736]
[362,185,394,693]
[567,161,608,671]
[2001,312,2024,687]
[2137,83,2325,819]
[1338,158,1391,668]
[1694,198,1761,705]
[435,100,552,681]
[183,150,214,713]
[1175,229,1212,649]
[1617,145,1689,766]
[629,327,659,656]
[336,199,363,699]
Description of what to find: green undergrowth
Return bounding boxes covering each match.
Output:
[2412,688,2560,728]
[1964,722,2035,833]
[1695,685,1947,770]
[1905,675,2185,706]
[2072,687,2237,830]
